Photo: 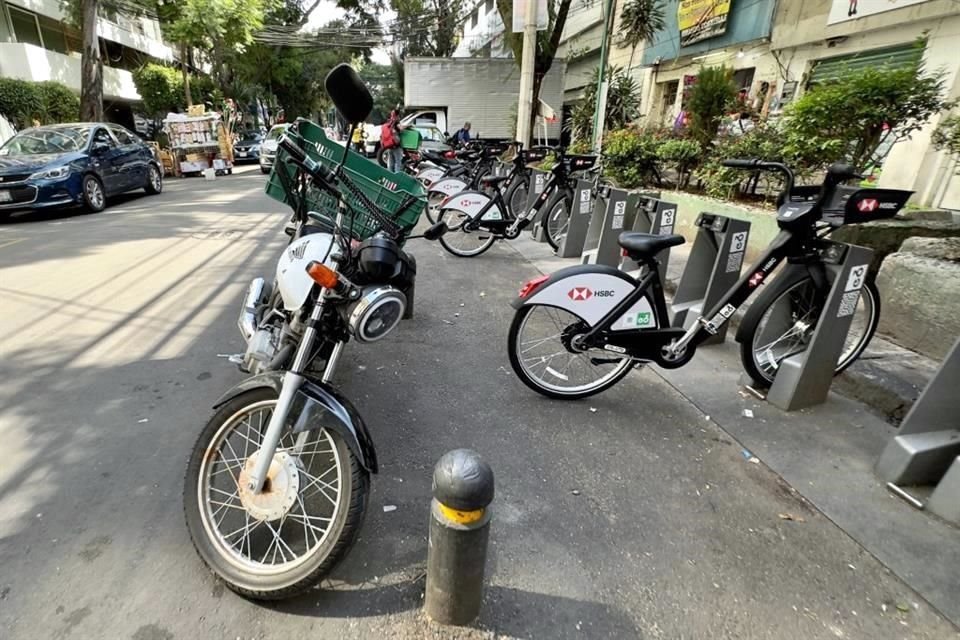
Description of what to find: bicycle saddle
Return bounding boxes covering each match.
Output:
[618,232,685,256]
[480,175,510,187]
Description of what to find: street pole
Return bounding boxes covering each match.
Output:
[591,0,616,152]
[516,0,539,146]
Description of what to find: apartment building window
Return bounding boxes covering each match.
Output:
[470,9,478,28]
[38,16,69,55]
[9,5,43,48]
[484,0,494,14]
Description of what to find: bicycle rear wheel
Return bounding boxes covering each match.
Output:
[544,189,572,251]
[739,270,880,387]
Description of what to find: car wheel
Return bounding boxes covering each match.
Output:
[145,164,163,195]
[82,175,106,212]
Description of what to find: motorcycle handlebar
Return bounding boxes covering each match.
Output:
[278,136,337,192]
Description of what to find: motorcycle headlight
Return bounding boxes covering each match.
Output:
[29,166,71,180]
[347,286,406,343]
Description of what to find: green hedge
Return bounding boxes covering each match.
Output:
[0,78,79,129]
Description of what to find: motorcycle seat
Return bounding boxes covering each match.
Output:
[617,232,685,257]
[423,150,457,165]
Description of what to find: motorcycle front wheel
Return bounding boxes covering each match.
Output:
[184,388,369,600]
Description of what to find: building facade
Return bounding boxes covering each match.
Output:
[0,0,175,124]
[453,0,511,58]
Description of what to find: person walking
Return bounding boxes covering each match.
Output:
[382,106,405,173]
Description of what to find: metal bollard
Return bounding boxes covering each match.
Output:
[424,449,495,626]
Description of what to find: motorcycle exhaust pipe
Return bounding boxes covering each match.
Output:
[238,277,266,341]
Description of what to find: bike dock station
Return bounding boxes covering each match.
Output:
[670,213,751,344]
[557,179,596,258]
[526,169,549,243]
[618,193,673,286]
[761,243,874,411]
[580,187,637,267]
[876,338,960,525]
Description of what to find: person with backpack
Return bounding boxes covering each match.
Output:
[449,122,471,147]
[381,106,405,173]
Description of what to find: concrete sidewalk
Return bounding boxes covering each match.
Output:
[0,174,957,639]
[509,232,960,632]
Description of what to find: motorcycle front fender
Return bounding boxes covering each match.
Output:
[213,372,378,473]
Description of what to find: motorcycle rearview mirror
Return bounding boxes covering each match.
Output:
[324,64,373,125]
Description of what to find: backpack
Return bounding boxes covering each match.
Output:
[381,116,398,149]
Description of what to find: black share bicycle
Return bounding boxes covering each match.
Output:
[506,159,909,399]
[436,148,599,257]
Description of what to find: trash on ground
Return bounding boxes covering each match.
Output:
[748,456,760,464]
[479,291,486,297]
[383,505,397,513]
[589,407,597,413]
[847,563,856,570]
[454,312,460,317]
[896,603,910,612]
[571,489,581,496]
[137,418,149,423]
[442,319,454,325]
[357,365,366,371]
[778,512,805,522]
[742,409,754,418]
[741,449,752,459]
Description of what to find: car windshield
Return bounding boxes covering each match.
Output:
[416,127,444,142]
[266,127,287,141]
[0,127,90,155]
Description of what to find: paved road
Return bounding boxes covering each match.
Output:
[0,166,956,639]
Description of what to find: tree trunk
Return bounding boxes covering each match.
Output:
[79,0,103,122]
[530,73,544,143]
[181,42,193,107]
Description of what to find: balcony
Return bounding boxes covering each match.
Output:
[0,42,141,102]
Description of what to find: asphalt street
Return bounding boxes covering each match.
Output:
[0,165,956,639]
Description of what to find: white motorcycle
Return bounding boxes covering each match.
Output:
[183,65,445,600]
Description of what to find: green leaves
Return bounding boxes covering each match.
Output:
[782,60,953,168]
[0,78,79,129]
[932,114,960,164]
[687,65,737,148]
[569,66,640,143]
[618,0,665,51]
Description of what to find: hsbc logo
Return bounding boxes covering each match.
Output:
[568,287,592,300]
[857,198,879,212]
[749,272,765,287]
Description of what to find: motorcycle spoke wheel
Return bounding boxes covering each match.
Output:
[198,401,343,574]
[509,305,633,398]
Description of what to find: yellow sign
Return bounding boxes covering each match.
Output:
[678,0,732,47]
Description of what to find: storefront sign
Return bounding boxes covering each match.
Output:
[678,0,732,47]
[827,0,933,25]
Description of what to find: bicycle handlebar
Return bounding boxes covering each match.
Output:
[722,158,796,194]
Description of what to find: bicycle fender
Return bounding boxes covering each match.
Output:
[429,177,468,198]
[512,264,658,330]
[212,372,377,473]
[439,190,505,221]
[417,167,445,186]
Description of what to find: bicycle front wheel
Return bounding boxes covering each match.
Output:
[544,190,572,251]
[437,209,497,257]
[739,271,880,387]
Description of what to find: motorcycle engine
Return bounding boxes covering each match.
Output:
[241,325,285,374]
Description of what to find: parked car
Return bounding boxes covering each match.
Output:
[259,124,290,174]
[0,123,162,217]
[234,132,264,163]
[375,125,452,167]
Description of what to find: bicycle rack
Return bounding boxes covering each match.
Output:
[764,242,874,411]
[619,195,675,288]
[557,179,595,258]
[580,188,637,268]
[671,213,751,345]
[526,169,550,243]
[876,337,960,524]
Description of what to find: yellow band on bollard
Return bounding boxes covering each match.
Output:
[438,502,485,525]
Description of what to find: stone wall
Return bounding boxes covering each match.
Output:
[875,237,960,360]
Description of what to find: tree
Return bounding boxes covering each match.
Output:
[618,0,665,71]
[496,0,573,136]
[390,0,465,58]
[932,113,960,170]
[569,65,640,143]
[687,65,737,148]
[61,0,151,120]
[783,61,954,169]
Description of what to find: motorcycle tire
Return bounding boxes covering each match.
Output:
[184,387,369,600]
